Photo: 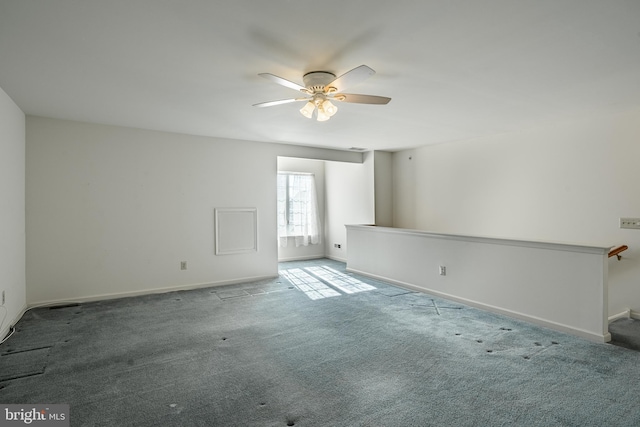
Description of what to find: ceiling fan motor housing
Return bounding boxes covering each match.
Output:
[302,71,336,93]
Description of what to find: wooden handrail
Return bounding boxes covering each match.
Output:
[609,245,628,260]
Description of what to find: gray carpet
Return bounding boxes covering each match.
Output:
[609,318,640,351]
[2,258,640,426]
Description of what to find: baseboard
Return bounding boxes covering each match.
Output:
[609,309,640,322]
[347,267,612,344]
[1,303,28,343]
[608,309,631,323]
[278,255,325,262]
[278,255,347,263]
[28,274,278,307]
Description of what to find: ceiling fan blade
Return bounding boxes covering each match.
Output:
[258,73,307,92]
[325,65,375,93]
[253,98,307,108]
[334,93,391,105]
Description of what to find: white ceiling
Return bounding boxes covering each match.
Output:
[1,1,639,152]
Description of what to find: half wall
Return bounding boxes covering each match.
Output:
[346,225,611,342]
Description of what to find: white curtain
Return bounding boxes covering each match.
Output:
[277,173,321,247]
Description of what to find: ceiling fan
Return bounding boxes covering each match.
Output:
[253,65,391,121]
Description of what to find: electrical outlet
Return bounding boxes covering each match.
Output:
[439,266,446,276]
[620,218,640,229]
[2,290,5,305]
[334,244,342,249]
[180,261,187,270]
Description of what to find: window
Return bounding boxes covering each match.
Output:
[277,172,321,247]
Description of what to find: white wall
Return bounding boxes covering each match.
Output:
[25,116,362,304]
[325,152,376,261]
[277,157,325,261]
[392,149,416,229]
[373,151,393,227]
[0,86,26,339]
[392,108,640,316]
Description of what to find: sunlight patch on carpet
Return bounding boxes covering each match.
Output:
[280,268,341,300]
[304,266,376,294]
[280,265,376,300]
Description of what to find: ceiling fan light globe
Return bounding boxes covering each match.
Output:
[316,109,330,122]
[300,101,315,119]
[322,100,338,117]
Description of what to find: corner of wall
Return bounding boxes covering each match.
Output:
[0,85,27,340]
